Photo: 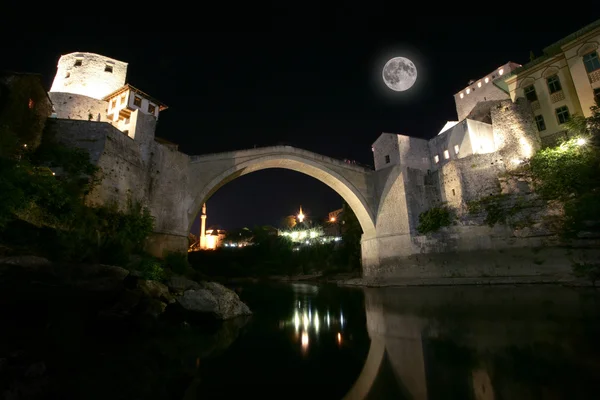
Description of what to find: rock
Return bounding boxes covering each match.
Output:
[136,279,175,304]
[167,275,201,295]
[141,298,167,318]
[70,264,129,292]
[24,362,46,378]
[99,289,142,319]
[176,281,252,320]
[0,255,51,270]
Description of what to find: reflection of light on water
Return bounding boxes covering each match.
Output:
[340,312,344,328]
[301,332,309,350]
[314,311,320,332]
[337,332,342,345]
[308,309,312,322]
[303,313,309,328]
[294,312,300,331]
[327,312,331,327]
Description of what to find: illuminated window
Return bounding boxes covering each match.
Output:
[477,81,482,88]
[499,68,504,75]
[583,51,600,73]
[104,64,113,73]
[555,106,570,124]
[460,93,464,99]
[535,115,546,131]
[121,94,126,104]
[454,144,459,154]
[484,77,489,83]
[524,84,537,102]
[134,96,142,107]
[74,59,82,66]
[148,103,156,114]
[384,155,390,164]
[547,74,562,94]
[443,150,450,159]
[111,99,117,109]
[65,72,70,78]
[466,88,470,94]
[125,117,130,124]
[434,155,439,163]
[28,98,34,109]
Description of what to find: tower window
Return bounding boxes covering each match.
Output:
[443,150,450,159]
[74,59,82,66]
[524,84,538,102]
[555,106,570,124]
[105,64,113,73]
[547,74,562,94]
[28,99,34,109]
[148,103,156,114]
[434,155,439,164]
[583,51,600,73]
[454,144,459,154]
[384,155,390,164]
[65,72,70,78]
[134,96,142,107]
[535,115,546,131]
[452,189,456,196]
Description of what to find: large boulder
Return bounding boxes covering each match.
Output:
[167,275,201,295]
[135,279,175,304]
[175,281,252,320]
[0,255,51,270]
[69,264,130,292]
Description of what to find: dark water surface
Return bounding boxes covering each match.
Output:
[1,281,600,399]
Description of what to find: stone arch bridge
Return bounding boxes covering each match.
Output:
[146,146,387,270]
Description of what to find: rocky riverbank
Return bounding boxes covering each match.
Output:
[0,255,254,399]
[0,255,252,321]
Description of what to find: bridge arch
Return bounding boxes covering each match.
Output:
[187,147,376,238]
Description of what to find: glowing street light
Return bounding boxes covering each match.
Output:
[330,216,336,222]
[576,137,587,146]
[297,206,305,223]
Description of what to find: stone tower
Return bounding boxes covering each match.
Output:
[49,52,127,100]
[199,204,207,249]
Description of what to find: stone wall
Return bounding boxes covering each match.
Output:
[49,92,108,122]
[492,98,541,168]
[50,52,127,100]
[46,119,147,208]
[372,133,399,171]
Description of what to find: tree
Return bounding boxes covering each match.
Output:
[280,215,297,229]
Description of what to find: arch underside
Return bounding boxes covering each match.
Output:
[188,155,376,236]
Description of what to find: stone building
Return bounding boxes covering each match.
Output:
[48,52,167,143]
[505,19,600,146]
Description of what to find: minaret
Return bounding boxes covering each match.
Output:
[199,203,207,249]
[297,205,305,223]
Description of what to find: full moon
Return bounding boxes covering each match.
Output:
[382,57,417,92]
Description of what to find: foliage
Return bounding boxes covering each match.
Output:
[137,257,167,282]
[0,109,155,265]
[572,262,600,287]
[529,137,598,202]
[417,206,453,234]
[467,194,525,228]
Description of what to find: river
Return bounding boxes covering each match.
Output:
[1,281,600,399]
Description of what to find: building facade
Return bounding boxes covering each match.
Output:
[505,19,600,146]
[48,52,167,143]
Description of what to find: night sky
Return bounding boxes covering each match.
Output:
[3,17,595,233]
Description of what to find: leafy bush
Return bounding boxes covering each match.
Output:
[417,206,453,234]
[137,258,166,282]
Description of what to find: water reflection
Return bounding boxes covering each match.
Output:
[345,285,600,400]
[282,285,350,354]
